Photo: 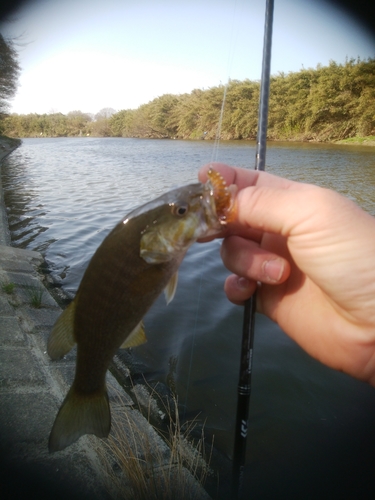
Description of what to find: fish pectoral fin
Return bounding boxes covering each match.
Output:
[120,321,147,348]
[49,384,110,453]
[47,301,77,360]
[164,271,178,305]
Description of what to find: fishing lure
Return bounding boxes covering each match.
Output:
[207,168,236,223]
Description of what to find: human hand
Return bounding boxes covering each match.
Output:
[199,163,375,386]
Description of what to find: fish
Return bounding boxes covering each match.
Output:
[47,168,235,452]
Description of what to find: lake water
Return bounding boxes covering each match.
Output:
[2,137,375,499]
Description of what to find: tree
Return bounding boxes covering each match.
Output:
[110,109,136,137]
[95,107,116,120]
[67,110,92,136]
[0,33,20,117]
[145,94,179,137]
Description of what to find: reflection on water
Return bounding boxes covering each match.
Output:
[2,138,375,498]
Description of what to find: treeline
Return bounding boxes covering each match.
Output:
[2,57,375,142]
[0,34,20,116]
[0,109,114,138]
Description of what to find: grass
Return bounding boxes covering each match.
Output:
[96,383,213,500]
[335,135,375,145]
[1,281,16,294]
[24,283,45,308]
[1,279,46,307]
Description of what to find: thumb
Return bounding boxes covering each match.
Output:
[233,184,316,238]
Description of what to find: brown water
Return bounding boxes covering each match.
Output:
[2,137,375,498]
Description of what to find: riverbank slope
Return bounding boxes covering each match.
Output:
[0,136,20,245]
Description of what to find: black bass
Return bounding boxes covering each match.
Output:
[47,169,235,452]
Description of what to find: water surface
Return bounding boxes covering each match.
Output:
[2,138,375,498]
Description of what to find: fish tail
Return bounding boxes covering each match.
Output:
[48,383,111,453]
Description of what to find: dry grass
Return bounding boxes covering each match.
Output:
[96,383,213,500]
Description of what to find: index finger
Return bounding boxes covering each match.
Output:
[199,162,300,191]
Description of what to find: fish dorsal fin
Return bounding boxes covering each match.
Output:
[164,271,178,305]
[120,321,147,348]
[47,300,76,360]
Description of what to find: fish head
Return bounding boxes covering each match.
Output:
[139,182,221,264]
[140,174,231,264]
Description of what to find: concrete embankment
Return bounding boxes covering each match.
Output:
[0,137,210,499]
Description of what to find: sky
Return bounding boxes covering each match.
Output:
[1,0,374,116]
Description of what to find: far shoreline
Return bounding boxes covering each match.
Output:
[2,134,375,146]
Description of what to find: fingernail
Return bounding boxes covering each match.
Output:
[263,259,283,282]
[237,277,251,289]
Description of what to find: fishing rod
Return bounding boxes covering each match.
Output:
[232,0,274,498]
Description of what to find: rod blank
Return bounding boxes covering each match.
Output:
[232,0,274,498]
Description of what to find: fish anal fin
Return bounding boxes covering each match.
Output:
[164,271,178,305]
[120,321,147,348]
[49,384,110,453]
[47,301,76,360]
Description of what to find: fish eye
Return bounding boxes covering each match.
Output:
[172,204,189,216]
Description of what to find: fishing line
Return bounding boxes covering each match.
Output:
[211,83,228,163]
[182,260,205,419]
[210,0,242,163]
[183,0,242,418]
